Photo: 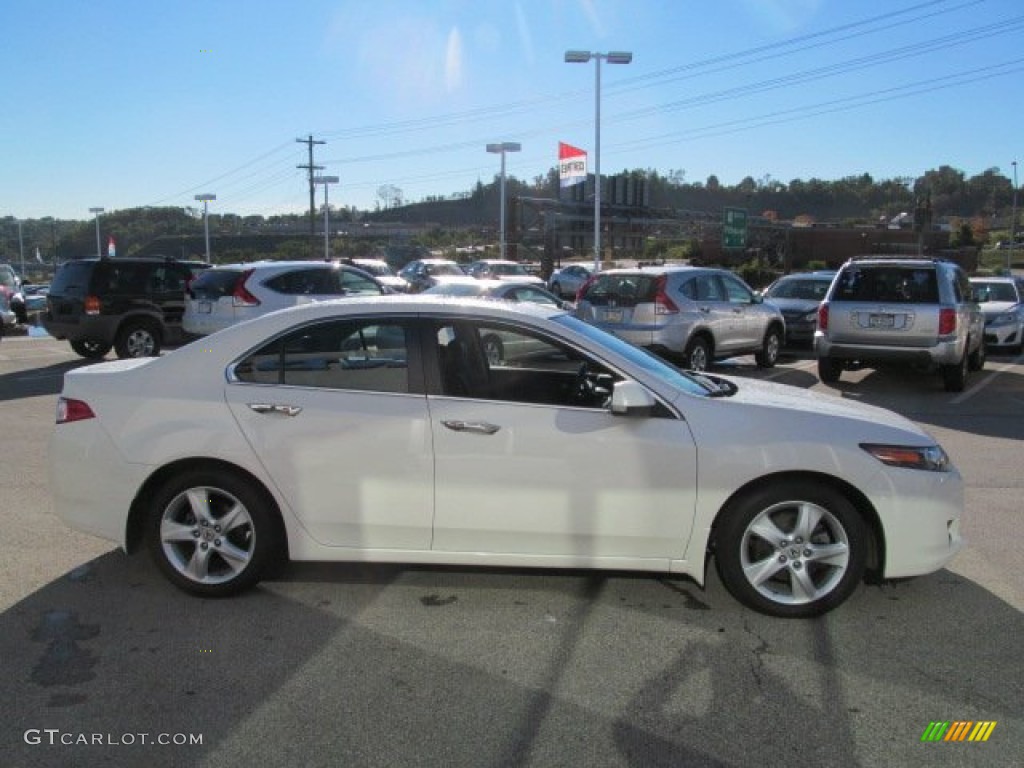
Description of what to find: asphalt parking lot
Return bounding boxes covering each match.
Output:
[0,334,1021,767]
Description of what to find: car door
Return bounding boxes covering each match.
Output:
[425,317,698,563]
[719,272,761,350]
[224,316,434,549]
[690,273,740,352]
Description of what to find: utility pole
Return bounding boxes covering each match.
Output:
[296,135,325,251]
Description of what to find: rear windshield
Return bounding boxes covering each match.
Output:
[582,273,660,307]
[49,261,97,298]
[831,266,939,304]
[190,269,246,299]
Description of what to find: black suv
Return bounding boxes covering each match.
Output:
[43,257,210,359]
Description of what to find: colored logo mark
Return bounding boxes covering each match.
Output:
[921,721,997,742]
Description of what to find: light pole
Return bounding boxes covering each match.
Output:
[486,142,521,260]
[1009,161,1018,274]
[314,176,339,261]
[194,194,216,262]
[565,49,632,273]
[88,207,104,258]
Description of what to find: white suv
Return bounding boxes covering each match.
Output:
[184,261,386,336]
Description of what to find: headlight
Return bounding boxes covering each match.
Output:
[860,443,952,472]
[987,312,1018,327]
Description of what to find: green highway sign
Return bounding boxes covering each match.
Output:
[722,207,747,249]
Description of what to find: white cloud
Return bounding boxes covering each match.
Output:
[445,27,464,93]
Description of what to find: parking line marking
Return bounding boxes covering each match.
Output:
[764,359,818,380]
[950,357,1020,405]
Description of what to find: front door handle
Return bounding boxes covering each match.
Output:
[248,403,303,417]
[442,419,500,435]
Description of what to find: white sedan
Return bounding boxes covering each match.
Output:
[50,296,964,617]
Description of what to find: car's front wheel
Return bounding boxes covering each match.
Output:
[714,481,867,618]
[70,339,112,359]
[115,320,161,358]
[147,469,280,597]
[683,336,711,371]
[817,356,841,383]
[754,326,782,368]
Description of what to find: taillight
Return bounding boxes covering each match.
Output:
[818,303,829,331]
[938,307,956,336]
[232,269,260,307]
[84,295,101,315]
[653,275,679,315]
[56,397,95,424]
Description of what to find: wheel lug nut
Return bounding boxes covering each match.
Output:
[792,561,803,570]
[795,536,803,544]
[778,555,787,563]
[804,549,813,557]
[214,539,221,547]
[192,530,200,539]
[200,543,209,551]
[214,525,222,533]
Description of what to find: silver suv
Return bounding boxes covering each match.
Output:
[815,257,985,391]
[574,266,785,370]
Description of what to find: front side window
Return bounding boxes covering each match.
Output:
[233,318,410,393]
[339,269,384,295]
[720,274,753,304]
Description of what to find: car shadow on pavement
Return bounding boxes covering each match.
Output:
[0,359,96,403]
[2,551,1021,767]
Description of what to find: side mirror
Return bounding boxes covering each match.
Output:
[610,380,655,417]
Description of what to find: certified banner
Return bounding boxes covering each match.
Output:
[559,142,587,188]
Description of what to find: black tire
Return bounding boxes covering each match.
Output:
[70,339,112,359]
[754,326,782,368]
[115,320,161,358]
[683,336,711,371]
[817,356,841,383]
[12,298,27,325]
[482,334,504,366]
[942,347,968,392]
[146,469,280,597]
[714,481,867,618]
[967,337,985,372]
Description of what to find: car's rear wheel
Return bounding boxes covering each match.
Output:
[683,336,711,371]
[115,320,161,358]
[942,347,969,392]
[70,339,112,359]
[146,469,279,597]
[754,326,782,368]
[715,481,867,618]
[817,356,841,383]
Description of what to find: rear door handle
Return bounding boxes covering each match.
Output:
[248,403,303,417]
[442,420,500,435]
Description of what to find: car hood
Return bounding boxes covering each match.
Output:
[675,376,932,444]
[980,301,1020,317]
[764,297,820,313]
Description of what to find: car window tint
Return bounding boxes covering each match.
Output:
[99,263,151,293]
[435,319,616,408]
[234,319,409,393]
[693,274,725,301]
[720,274,752,304]
[49,262,94,297]
[833,266,938,303]
[339,269,383,295]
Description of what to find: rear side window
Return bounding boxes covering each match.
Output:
[233,319,410,393]
[90,262,152,294]
[832,266,939,304]
[190,269,245,299]
[264,267,341,295]
[583,274,659,306]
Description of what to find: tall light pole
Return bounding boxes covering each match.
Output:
[89,207,104,258]
[1009,161,1018,274]
[195,194,216,263]
[565,49,632,273]
[314,176,339,261]
[486,142,521,260]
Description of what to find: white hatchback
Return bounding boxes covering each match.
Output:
[51,296,964,618]
[183,260,386,336]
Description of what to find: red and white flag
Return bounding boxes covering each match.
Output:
[558,142,587,188]
[107,236,116,258]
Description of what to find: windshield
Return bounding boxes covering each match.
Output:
[972,281,1020,303]
[424,283,486,297]
[553,314,717,397]
[766,278,831,300]
[429,263,465,276]
[492,263,529,276]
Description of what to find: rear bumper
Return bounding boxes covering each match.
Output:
[41,314,117,344]
[815,334,963,366]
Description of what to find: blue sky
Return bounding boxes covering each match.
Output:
[2,0,1021,221]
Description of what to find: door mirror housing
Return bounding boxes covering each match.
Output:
[610,380,655,417]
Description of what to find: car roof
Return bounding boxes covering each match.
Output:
[201,260,360,271]
[969,275,1017,282]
